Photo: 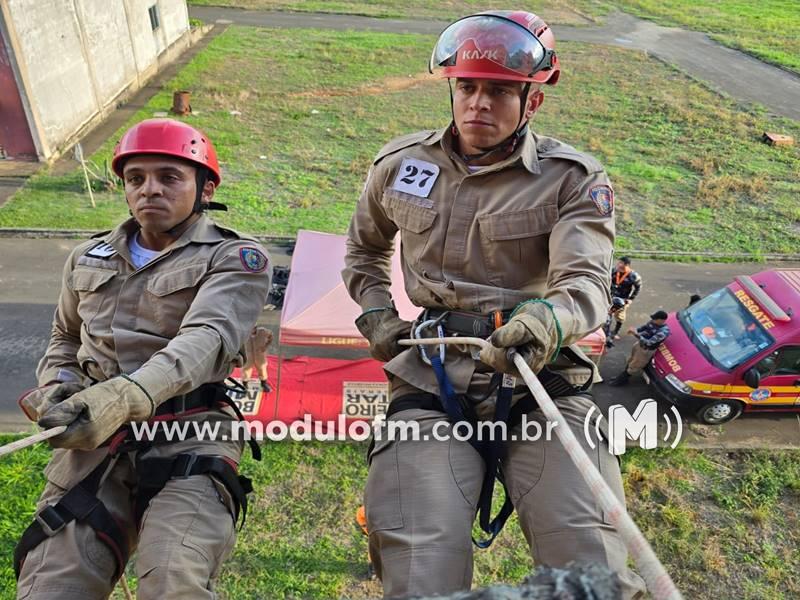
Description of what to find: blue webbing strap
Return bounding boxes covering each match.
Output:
[428,353,515,548]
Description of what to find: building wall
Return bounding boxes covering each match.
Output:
[1,0,189,160]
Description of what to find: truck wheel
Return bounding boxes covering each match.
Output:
[697,399,743,425]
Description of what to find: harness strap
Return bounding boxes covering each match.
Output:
[14,456,130,582]
[15,381,262,581]
[388,348,592,548]
[423,308,514,339]
[113,382,261,462]
[154,382,225,416]
[428,354,515,547]
[473,373,514,548]
[134,453,253,529]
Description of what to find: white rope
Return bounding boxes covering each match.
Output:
[399,336,682,600]
[0,426,67,458]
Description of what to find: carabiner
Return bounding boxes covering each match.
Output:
[413,318,447,366]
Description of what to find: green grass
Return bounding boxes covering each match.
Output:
[0,432,52,600]
[1,26,798,255]
[1,435,799,598]
[187,0,594,24]
[190,0,800,74]
[571,0,800,75]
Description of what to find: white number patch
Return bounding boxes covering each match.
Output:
[392,158,440,198]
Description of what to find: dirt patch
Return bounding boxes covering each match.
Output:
[291,72,436,99]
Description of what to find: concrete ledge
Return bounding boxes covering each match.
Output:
[1,228,799,262]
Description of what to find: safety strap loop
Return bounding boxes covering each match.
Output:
[14,456,130,582]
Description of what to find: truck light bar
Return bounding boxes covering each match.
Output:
[735,275,791,322]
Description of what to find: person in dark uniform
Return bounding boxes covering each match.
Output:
[608,256,642,340]
[609,310,670,386]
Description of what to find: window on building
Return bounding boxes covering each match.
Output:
[148,4,160,31]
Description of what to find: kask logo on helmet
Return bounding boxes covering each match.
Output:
[461,49,500,61]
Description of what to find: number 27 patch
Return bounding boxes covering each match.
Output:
[392,158,440,199]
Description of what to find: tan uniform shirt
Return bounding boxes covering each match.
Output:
[37,215,272,404]
[343,127,614,401]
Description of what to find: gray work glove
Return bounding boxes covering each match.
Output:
[355,307,413,362]
[38,376,155,450]
[479,301,561,377]
[18,382,85,421]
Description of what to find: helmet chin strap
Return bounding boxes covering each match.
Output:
[449,80,532,164]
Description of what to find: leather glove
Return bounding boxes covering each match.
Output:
[18,382,85,421]
[479,301,561,377]
[38,376,155,450]
[355,307,413,362]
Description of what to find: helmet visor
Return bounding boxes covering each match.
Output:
[429,15,550,79]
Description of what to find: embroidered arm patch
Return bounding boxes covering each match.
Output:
[589,184,614,216]
[239,247,268,273]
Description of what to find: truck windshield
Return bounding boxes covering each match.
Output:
[678,288,774,370]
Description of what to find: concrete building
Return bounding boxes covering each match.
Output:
[0,0,193,162]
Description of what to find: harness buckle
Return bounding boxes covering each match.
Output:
[36,505,66,537]
[171,453,198,479]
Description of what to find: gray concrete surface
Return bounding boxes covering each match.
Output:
[3,0,190,160]
[190,6,800,122]
[1,237,798,447]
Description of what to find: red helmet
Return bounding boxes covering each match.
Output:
[111,118,221,185]
[429,11,560,85]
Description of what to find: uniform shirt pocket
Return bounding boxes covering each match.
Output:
[478,205,557,288]
[381,192,437,267]
[145,263,207,335]
[69,266,117,333]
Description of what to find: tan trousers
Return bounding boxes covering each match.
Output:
[17,424,242,600]
[626,344,656,376]
[365,396,646,600]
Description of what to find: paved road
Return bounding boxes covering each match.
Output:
[190,6,800,122]
[2,237,798,447]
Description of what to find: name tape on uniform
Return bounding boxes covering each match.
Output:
[391,158,440,199]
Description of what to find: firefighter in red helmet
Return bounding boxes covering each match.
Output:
[15,118,270,599]
[344,11,645,599]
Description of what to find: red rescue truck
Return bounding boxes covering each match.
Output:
[645,270,800,424]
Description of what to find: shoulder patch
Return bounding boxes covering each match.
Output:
[589,184,614,216]
[537,135,603,174]
[85,242,117,259]
[373,130,439,166]
[239,247,268,273]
